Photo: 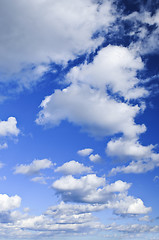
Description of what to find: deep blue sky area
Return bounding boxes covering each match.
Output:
[0,0,159,239]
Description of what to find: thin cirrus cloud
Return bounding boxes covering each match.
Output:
[54,160,92,175]
[14,159,53,175]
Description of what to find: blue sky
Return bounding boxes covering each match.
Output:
[0,0,159,239]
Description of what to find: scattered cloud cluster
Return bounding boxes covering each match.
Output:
[52,173,150,216]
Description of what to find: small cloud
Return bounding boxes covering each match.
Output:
[31,176,47,185]
[153,176,159,182]
[23,207,30,213]
[0,176,6,181]
[139,215,150,222]
[14,159,53,176]
[77,148,93,157]
[89,154,101,163]
[0,162,4,169]
[0,143,8,150]
[0,117,20,137]
[55,160,92,175]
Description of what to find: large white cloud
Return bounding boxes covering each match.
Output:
[52,174,130,203]
[36,83,145,138]
[36,45,148,138]
[52,174,151,216]
[14,159,53,175]
[66,45,147,100]
[0,0,116,87]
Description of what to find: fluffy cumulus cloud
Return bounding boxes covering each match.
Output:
[0,0,116,88]
[106,137,154,159]
[0,117,20,137]
[106,193,151,215]
[0,194,21,212]
[66,45,147,100]
[14,159,53,175]
[36,83,145,138]
[89,153,101,163]
[51,173,150,215]
[77,148,93,157]
[55,160,92,175]
[107,137,159,175]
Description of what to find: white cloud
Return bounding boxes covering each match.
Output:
[153,176,159,182]
[0,143,8,150]
[36,84,145,138]
[77,148,93,157]
[107,137,159,175]
[31,176,47,184]
[106,137,154,159]
[45,201,107,217]
[54,160,92,175]
[52,174,151,216]
[36,45,148,139]
[104,223,156,234]
[14,159,53,175]
[109,152,159,175]
[89,154,101,163]
[45,201,103,225]
[139,215,150,222]
[0,117,20,137]
[0,194,21,211]
[52,174,131,204]
[106,193,151,215]
[66,45,147,100]
[0,162,4,168]
[0,176,6,181]
[0,0,116,88]
[126,10,159,55]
